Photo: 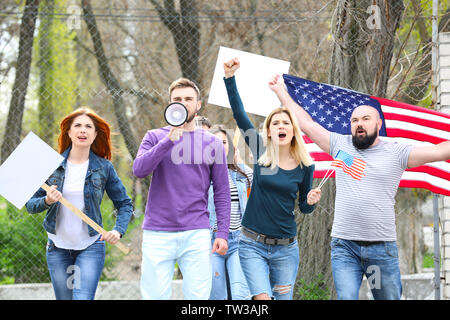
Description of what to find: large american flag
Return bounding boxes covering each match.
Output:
[283,74,450,196]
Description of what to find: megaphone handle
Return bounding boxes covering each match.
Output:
[41,183,131,255]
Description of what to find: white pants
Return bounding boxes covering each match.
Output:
[140,229,212,300]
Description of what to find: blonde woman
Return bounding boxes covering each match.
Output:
[223,58,321,300]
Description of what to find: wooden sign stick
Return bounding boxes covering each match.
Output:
[41,183,131,255]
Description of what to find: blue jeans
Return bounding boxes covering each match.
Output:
[238,232,299,300]
[331,237,402,300]
[46,238,105,300]
[140,229,212,300]
[210,230,250,300]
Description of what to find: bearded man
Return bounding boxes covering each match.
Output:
[269,74,450,300]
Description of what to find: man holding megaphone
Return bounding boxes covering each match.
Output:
[133,77,231,300]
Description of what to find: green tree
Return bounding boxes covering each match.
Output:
[392,0,450,106]
[0,0,39,163]
[35,0,78,147]
[0,200,49,284]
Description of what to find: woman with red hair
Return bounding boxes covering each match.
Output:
[26,107,133,300]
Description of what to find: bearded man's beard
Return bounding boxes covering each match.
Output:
[186,112,197,124]
[352,126,378,149]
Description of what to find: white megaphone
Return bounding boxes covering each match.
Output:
[164,102,188,127]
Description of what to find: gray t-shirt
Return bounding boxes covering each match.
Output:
[329,133,412,241]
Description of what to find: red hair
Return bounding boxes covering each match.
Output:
[58,107,112,160]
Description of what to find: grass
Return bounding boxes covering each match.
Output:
[423,252,438,269]
[295,274,331,300]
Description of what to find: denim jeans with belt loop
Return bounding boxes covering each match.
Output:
[46,238,105,300]
[238,231,299,300]
[331,237,402,300]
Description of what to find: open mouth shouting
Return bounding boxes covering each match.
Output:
[356,127,366,136]
[278,132,287,140]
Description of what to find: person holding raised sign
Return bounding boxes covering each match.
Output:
[25,107,133,300]
[223,58,321,300]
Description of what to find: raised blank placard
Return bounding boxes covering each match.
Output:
[0,132,63,209]
[208,46,290,117]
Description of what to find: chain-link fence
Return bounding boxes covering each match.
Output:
[0,0,447,300]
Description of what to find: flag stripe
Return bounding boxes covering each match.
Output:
[314,161,333,171]
[383,113,450,132]
[401,171,450,189]
[399,181,450,196]
[352,159,366,166]
[376,97,450,119]
[331,164,360,179]
[406,165,450,179]
[382,106,450,124]
[386,128,447,144]
[310,152,333,161]
[385,120,450,140]
[427,160,450,169]
[400,171,450,195]
[334,166,364,180]
[331,160,365,180]
[315,170,336,179]
[302,135,314,144]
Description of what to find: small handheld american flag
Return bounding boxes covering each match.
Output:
[331,150,366,181]
[317,150,366,189]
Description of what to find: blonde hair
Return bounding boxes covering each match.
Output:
[258,107,313,169]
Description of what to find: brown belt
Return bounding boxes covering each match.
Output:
[242,227,295,246]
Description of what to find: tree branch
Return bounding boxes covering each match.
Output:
[81,0,138,158]
[1,0,39,162]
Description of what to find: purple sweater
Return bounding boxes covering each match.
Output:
[133,126,231,240]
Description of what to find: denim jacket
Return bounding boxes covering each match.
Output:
[25,146,133,237]
[208,164,251,230]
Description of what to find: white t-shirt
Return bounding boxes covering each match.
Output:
[48,160,99,250]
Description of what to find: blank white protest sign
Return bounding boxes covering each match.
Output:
[208,46,291,117]
[0,131,63,209]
